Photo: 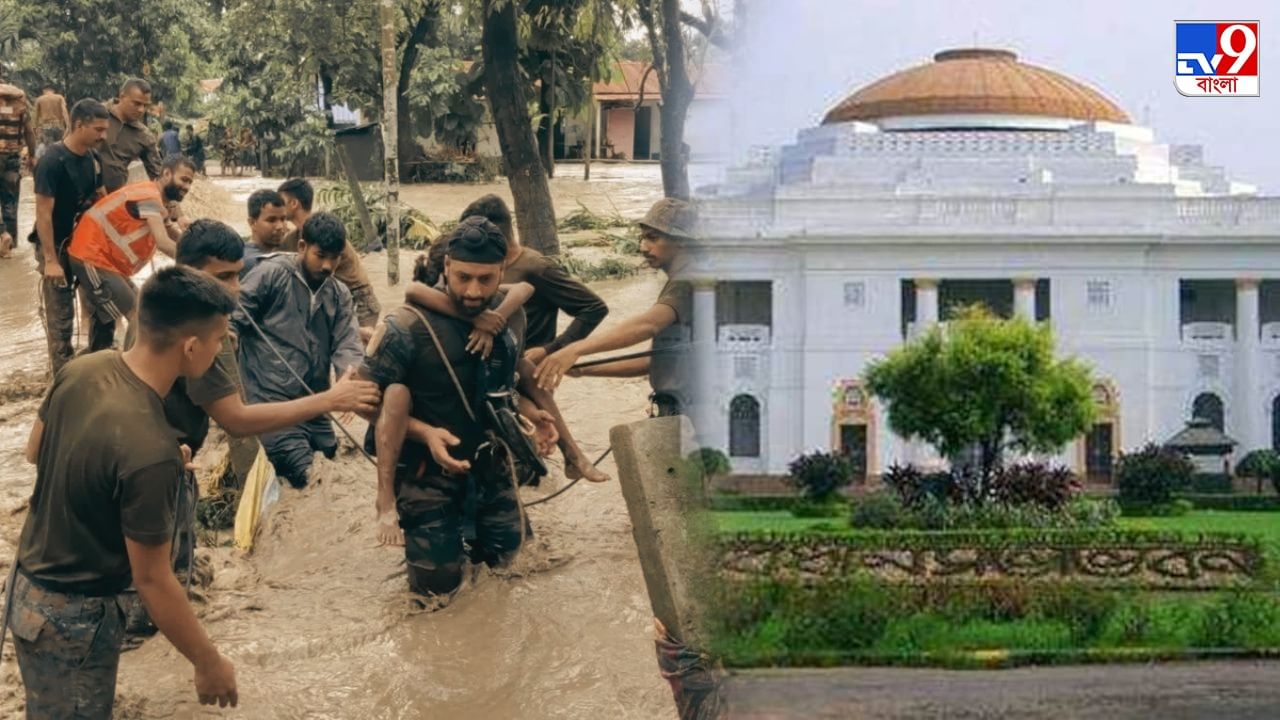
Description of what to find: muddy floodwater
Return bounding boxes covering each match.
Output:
[0,166,677,718]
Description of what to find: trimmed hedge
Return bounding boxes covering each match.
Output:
[708,495,800,512]
[722,527,1262,551]
[1184,473,1234,495]
[1178,494,1280,512]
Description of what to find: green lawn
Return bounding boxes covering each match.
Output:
[711,511,844,534]
[1118,511,1280,549]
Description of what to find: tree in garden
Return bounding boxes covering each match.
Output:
[864,306,1096,500]
[786,451,854,503]
[1236,449,1280,494]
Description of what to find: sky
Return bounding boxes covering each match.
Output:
[704,0,1280,192]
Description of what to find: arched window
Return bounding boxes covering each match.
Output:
[1272,395,1280,452]
[1192,392,1225,432]
[729,395,761,458]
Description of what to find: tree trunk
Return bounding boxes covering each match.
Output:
[397,3,439,175]
[546,47,556,178]
[379,0,400,284]
[653,0,694,199]
[481,0,559,255]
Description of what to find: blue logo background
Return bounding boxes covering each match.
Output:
[1176,22,1219,76]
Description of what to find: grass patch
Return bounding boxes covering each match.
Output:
[557,204,630,232]
[711,511,846,534]
[1119,510,1280,549]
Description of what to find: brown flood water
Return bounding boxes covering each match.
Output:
[1,167,677,718]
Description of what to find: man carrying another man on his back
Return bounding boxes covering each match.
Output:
[277,177,381,339]
[234,212,365,488]
[65,154,195,352]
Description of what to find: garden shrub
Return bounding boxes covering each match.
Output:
[883,463,958,509]
[1196,592,1280,648]
[1115,443,1194,511]
[791,498,847,519]
[1237,449,1280,493]
[786,451,855,503]
[849,493,906,529]
[1186,473,1234,495]
[989,462,1080,510]
[686,447,731,477]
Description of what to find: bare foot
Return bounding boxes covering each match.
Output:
[376,513,405,547]
[564,452,612,483]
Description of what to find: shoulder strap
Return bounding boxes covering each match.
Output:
[401,303,477,422]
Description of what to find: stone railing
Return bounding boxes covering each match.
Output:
[718,324,771,350]
[699,195,1280,237]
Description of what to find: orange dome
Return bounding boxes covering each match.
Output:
[822,49,1130,125]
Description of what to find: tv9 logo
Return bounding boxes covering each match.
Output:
[1175,21,1259,96]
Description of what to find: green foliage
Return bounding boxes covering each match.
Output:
[1177,494,1280,512]
[708,495,800,512]
[314,182,438,251]
[4,0,216,113]
[1119,498,1194,518]
[790,498,848,519]
[555,253,639,282]
[988,462,1080,510]
[864,307,1096,490]
[558,204,630,232]
[786,451,856,502]
[706,575,1280,667]
[687,447,731,477]
[1115,443,1195,511]
[1185,472,1234,495]
[849,493,906,529]
[1237,449,1280,479]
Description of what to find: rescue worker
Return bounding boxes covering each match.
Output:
[277,177,382,341]
[100,78,163,193]
[239,188,289,276]
[534,197,695,417]
[66,154,195,353]
[0,80,38,258]
[360,217,529,598]
[454,194,612,483]
[32,84,69,157]
[12,266,239,716]
[31,99,109,375]
[233,211,364,488]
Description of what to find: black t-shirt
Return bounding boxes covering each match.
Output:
[362,297,526,460]
[32,142,103,249]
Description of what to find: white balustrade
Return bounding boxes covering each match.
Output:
[718,324,771,350]
[1181,322,1234,343]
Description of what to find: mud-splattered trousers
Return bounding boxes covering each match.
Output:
[393,440,524,596]
[8,572,127,720]
[0,153,19,238]
[35,242,76,375]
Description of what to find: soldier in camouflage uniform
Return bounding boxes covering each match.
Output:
[0,80,38,257]
[360,218,528,598]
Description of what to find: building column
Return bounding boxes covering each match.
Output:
[691,278,718,445]
[1235,278,1261,452]
[593,101,603,159]
[1013,277,1037,320]
[915,278,939,335]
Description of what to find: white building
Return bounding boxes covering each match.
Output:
[692,48,1280,482]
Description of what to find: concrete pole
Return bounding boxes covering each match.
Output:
[379,0,400,285]
[1013,277,1037,320]
[1235,277,1261,453]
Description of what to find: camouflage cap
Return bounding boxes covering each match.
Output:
[638,197,697,241]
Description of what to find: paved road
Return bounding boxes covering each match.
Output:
[723,662,1280,719]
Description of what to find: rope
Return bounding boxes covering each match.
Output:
[235,302,603,509]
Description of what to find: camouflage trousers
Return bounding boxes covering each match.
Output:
[0,153,19,238]
[35,244,76,376]
[350,283,382,329]
[395,441,524,597]
[8,572,127,720]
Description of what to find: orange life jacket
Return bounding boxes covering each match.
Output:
[0,84,28,156]
[68,182,166,277]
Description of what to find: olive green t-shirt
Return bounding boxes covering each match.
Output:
[18,351,183,596]
[651,278,692,399]
[164,335,241,455]
[503,247,608,352]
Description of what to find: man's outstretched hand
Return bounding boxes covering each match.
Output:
[326,368,381,416]
[532,346,582,391]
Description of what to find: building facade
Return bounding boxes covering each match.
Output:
[693,49,1280,480]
